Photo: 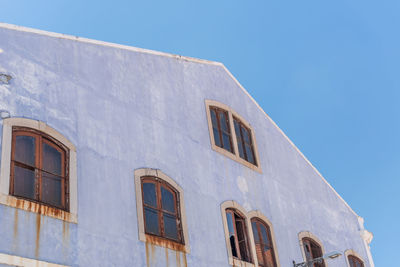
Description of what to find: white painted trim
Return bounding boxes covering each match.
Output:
[0,117,77,223]
[297,231,327,266]
[220,201,257,267]
[344,249,365,267]
[247,210,281,267]
[205,100,262,173]
[134,168,190,253]
[0,252,68,267]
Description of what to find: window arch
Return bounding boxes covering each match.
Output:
[205,100,261,172]
[134,168,190,253]
[345,250,365,267]
[298,231,326,267]
[0,118,77,223]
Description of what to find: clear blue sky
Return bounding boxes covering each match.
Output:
[1,1,398,265]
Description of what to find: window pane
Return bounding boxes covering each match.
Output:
[13,165,35,199]
[255,242,264,266]
[235,218,250,261]
[41,172,62,207]
[213,128,221,147]
[144,207,159,235]
[242,126,251,144]
[226,212,238,257]
[143,182,157,207]
[42,142,62,175]
[245,144,255,164]
[15,135,35,166]
[251,222,259,243]
[161,186,175,213]
[210,109,218,128]
[219,111,229,132]
[222,133,232,152]
[259,224,270,246]
[163,213,178,240]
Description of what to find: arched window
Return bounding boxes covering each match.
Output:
[0,118,77,223]
[348,255,364,267]
[251,218,277,267]
[225,208,252,263]
[10,127,69,210]
[134,168,190,252]
[141,176,183,243]
[302,238,325,267]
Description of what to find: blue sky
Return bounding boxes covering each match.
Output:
[1,1,399,265]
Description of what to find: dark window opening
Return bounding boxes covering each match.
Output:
[234,118,256,165]
[302,238,325,267]
[10,127,69,211]
[348,255,364,267]
[251,218,277,267]
[225,209,252,263]
[210,107,233,153]
[141,177,183,244]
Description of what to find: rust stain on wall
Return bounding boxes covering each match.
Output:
[9,197,72,221]
[12,209,19,251]
[35,213,41,258]
[165,247,169,267]
[145,234,187,252]
[145,241,150,267]
[175,251,181,267]
[183,252,187,267]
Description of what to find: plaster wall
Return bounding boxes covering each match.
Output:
[0,25,371,267]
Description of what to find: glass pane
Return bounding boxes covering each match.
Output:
[42,142,62,175]
[245,144,255,164]
[143,182,157,207]
[13,165,35,199]
[210,109,218,128]
[144,207,159,235]
[242,126,251,144]
[226,212,235,235]
[251,222,260,243]
[163,213,178,240]
[260,224,270,246]
[161,186,175,213]
[15,135,35,166]
[222,133,232,152]
[219,111,229,132]
[213,128,221,147]
[42,172,62,207]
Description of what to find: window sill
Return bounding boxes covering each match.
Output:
[229,257,255,267]
[143,234,188,253]
[0,193,77,223]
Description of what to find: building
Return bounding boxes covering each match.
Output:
[0,23,373,267]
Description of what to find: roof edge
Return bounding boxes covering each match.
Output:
[0,22,223,67]
[220,65,359,218]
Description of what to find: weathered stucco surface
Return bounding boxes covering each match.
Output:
[0,24,372,267]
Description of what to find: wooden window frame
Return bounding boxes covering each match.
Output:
[210,106,234,153]
[298,232,326,267]
[0,118,77,223]
[205,100,261,173]
[234,117,257,165]
[141,176,184,244]
[225,208,252,263]
[10,127,69,211]
[134,168,190,253]
[302,238,325,267]
[251,217,278,267]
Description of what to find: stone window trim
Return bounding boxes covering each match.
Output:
[297,231,327,267]
[0,118,77,223]
[134,168,190,253]
[344,249,365,267]
[0,252,69,267]
[248,210,281,267]
[221,201,280,267]
[205,100,262,173]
